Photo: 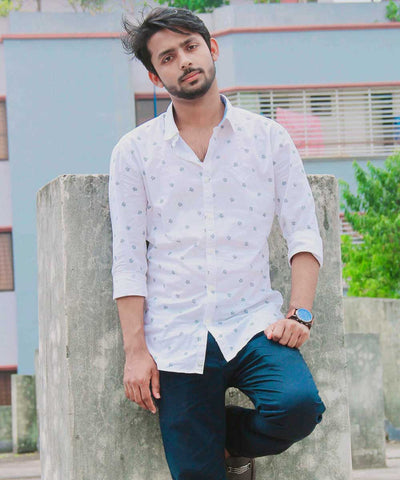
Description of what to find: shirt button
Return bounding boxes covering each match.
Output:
[204,176,211,183]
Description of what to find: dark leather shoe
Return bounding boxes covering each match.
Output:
[226,456,255,480]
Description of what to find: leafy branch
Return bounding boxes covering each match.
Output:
[155,0,229,14]
[386,0,400,22]
[340,151,400,298]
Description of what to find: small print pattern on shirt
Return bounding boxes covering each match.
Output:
[109,95,323,374]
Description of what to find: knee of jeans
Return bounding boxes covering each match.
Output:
[258,391,325,441]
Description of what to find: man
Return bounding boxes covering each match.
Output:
[109,7,326,480]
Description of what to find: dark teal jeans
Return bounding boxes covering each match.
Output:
[156,331,325,480]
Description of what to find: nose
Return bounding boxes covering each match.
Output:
[179,51,192,70]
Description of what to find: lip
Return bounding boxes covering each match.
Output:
[181,71,201,83]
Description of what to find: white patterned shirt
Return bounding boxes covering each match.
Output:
[108,95,323,374]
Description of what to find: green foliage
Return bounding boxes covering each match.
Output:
[340,151,400,298]
[254,0,280,4]
[155,0,229,14]
[68,0,107,13]
[0,0,22,17]
[386,0,400,22]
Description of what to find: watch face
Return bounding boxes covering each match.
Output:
[296,308,313,323]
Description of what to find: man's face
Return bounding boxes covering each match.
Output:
[147,29,218,100]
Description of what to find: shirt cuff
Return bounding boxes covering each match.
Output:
[112,272,147,300]
[287,230,323,268]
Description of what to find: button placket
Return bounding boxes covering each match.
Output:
[202,144,217,326]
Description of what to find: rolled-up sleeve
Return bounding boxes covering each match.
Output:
[271,125,323,267]
[108,137,148,299]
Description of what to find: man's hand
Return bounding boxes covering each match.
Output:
[123,350,160,414]
[264,318,310,349]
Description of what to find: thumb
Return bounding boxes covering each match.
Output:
[151,368,161,399]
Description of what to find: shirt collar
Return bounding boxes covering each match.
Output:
[163,94,237,143]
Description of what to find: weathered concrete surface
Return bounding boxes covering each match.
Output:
[345,333,386,469]
[0,406,12,453]
[37,174,351,480]
[34,349,40,453]
[344,298,400,440]
[11,375,38,453]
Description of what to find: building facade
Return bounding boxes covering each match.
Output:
[0,3,399,394]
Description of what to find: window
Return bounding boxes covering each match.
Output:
[310,94,332,116]
[135,97,171,127]
[0,368,17,406]
[226,86,400,158]
[0,99,8,161]
[0,230,14,291]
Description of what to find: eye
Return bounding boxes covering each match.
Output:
[187,44,198,51]
[162,55,173,64]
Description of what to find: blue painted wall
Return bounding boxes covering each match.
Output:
[216,29,400,88]
[4,35,134,374]
[3,6,399,374]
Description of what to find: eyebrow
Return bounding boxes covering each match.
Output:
[157,36,199,61]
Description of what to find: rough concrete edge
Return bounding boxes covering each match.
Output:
[57,174,110,479]
[36,175,73,479]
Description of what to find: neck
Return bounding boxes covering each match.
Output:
[171,82,224,131]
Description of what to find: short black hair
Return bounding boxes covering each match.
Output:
[121,7,212,76]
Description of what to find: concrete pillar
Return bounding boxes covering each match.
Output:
[37,174,351,480]
[344,297,400,440]
[344,333,386,469]
[0,405,12,453]
[34,348,40,452]
[11,374,38,453]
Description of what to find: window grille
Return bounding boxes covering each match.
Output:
[0,100,8,161]
[0,232,14,291]
[225,87,400,158]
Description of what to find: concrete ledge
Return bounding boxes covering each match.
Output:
[344,297,400,440]
[37,174,351,479]
[345,333,386,469]
[0,405,12,453]
[11,375,38,454]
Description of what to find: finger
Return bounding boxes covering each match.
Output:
[296,330,310,349]
[287,331,300,348]
[132,384,146,410]
[271,322,285,342]
[124,382,135,402]
[279,326,292,346]
[139,383,157,414]
[264,324,274,340]
[151,369,161,400]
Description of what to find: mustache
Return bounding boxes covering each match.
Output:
[179,68,204,83]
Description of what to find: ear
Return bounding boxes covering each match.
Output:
[148,71,164,88]
[210,38,219,62]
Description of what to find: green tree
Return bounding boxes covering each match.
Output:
[340,151,400,298]
[68,0,107,12]
[0,0,22,17]
[386,0,400,22]
[155,0,229,14]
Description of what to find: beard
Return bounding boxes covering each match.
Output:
[161,62,216,100]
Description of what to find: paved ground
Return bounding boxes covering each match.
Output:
[0,443,399,479]
[352,443,400,480]
[0,451,40,480]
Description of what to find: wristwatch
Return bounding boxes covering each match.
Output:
[288,308,314,330]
